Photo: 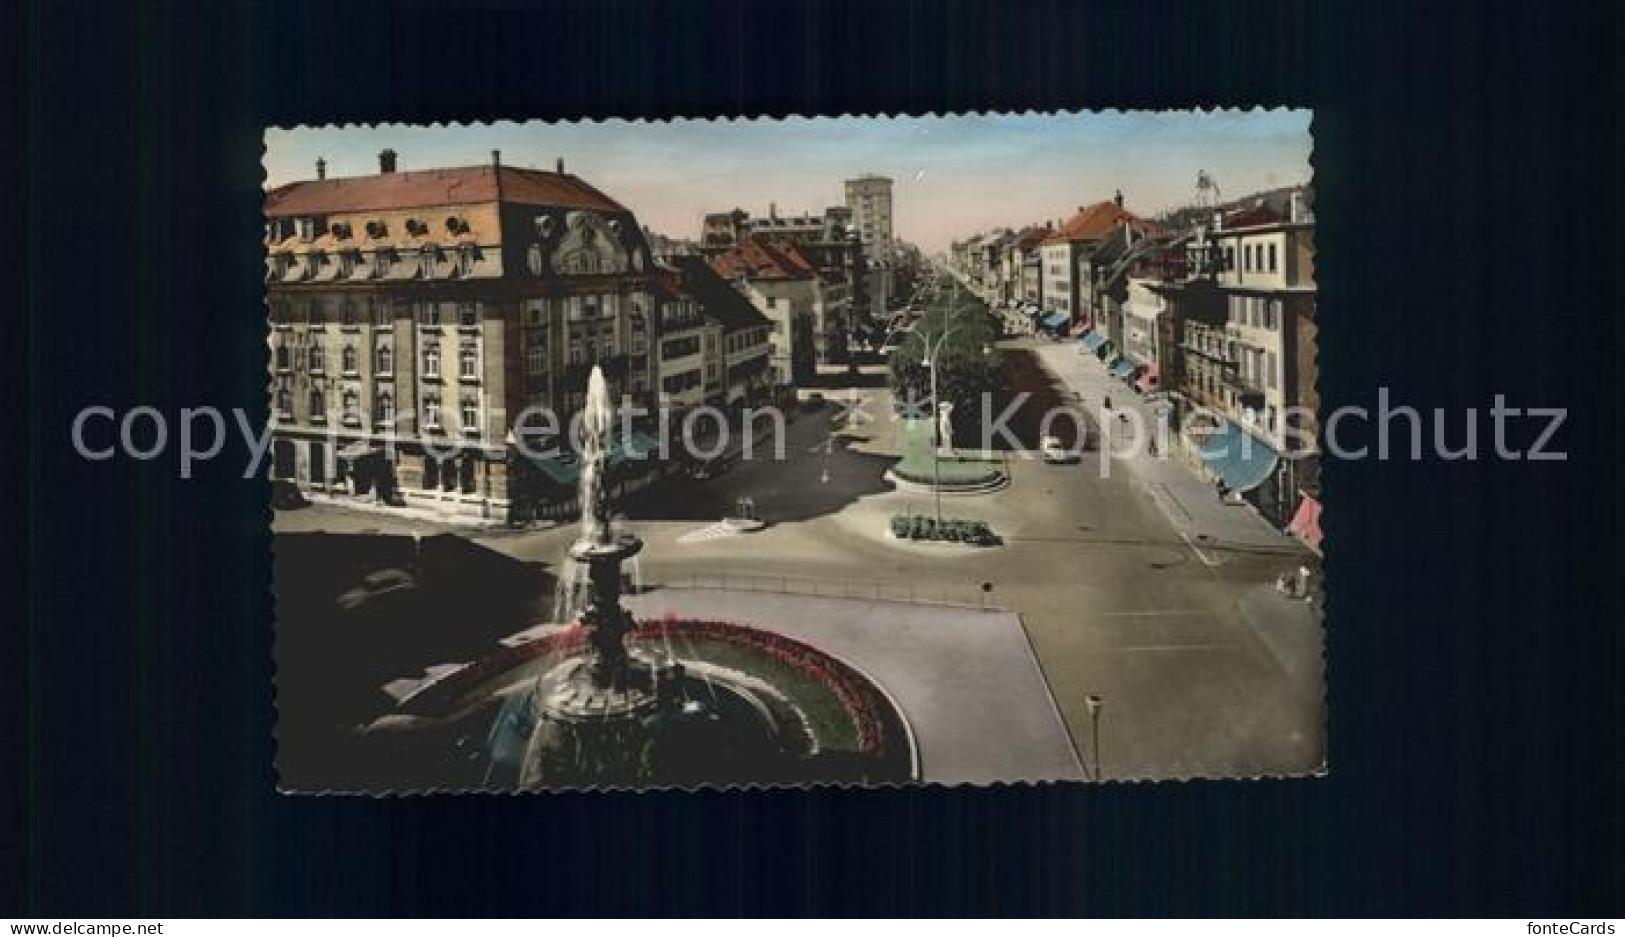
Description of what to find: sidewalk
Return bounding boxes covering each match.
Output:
[1032,342,1302,553]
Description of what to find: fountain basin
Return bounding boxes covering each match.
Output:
[391,616,918,788]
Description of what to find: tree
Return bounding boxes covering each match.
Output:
[887,289,1003,435]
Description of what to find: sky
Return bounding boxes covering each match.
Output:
[265,111,1312,254]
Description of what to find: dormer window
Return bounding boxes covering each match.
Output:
[445,216,469,235]
[331,221,353,240]
[364,220,387,239]
[405,218,427,237]
[296,218,316,241]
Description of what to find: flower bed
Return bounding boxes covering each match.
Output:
[889,513,1000,546]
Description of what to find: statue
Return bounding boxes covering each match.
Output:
[937,401,955,455]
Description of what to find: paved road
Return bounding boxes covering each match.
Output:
[277,353,1325,781]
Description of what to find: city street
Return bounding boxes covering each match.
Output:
[277,338,1323,780]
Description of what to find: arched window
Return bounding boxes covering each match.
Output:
[375,344,393,374]
[341,345,358,374]
[375,391,394,425]
[307,342,325,373]
[309,388,325,420]
[342,389,359,423]
[275,387,292,417]
[341,300,357,328]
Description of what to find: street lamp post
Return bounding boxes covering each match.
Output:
[914,321,960,528]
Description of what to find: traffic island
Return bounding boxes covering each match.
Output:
[883,417,1008,495]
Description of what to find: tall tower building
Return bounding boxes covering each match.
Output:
[844,174,894,262]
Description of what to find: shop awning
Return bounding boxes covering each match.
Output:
[1287,494,1324,551]
[1110,357,1139,379]
[1080,332,1107,353]
[1040,311,1070,330]
[1134,365,1160,393]
[521,430,662,486]
[1192,420,1280,494]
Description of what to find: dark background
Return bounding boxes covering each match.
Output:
[4,0,1621,917]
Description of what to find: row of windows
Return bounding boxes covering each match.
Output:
[275,386,481,434]
[270,244,481,282]
[661,335,702,360]
[274,341,479,379]
[1229,295,1280,331]
[1225,241,1279,276]
[661,369,703,395]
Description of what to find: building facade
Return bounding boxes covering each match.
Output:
[1039,194,1154,328]
[1148,188,1318,530]
[844,174,894,262]
[265,151,678,521]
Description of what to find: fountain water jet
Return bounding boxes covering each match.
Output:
[519,366,683,787]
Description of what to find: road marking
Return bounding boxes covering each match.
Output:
[1090,610,1211,618]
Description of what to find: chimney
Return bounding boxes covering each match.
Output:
[378,149,397,174]
[491,149,501,167]
[1212,210,1223,232]
[556,157,565,174]
[315,157,327,181]
[1114,189,1124,208]
[1290,190,1306,223]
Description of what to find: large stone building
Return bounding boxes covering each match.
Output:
[264,150,681,521]
[844,174,894,262]
[1150,188,1318,529]
[708,237,847,389]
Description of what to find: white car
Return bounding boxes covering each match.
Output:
[1039,435,1079,464]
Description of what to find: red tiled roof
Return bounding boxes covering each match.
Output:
[264,165,626,217]
[1041,200,1158,245]
[707,237,816,281]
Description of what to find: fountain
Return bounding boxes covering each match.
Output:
[517,367,687,787]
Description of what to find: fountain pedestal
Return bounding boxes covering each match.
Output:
[537,532,682,723]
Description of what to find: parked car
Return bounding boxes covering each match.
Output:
[1040,434,1080,464]
[272,479,310,510]
[336,569,417,611]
